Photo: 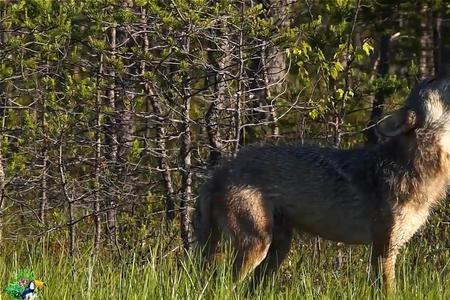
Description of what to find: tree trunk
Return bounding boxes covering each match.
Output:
[149,95,176,222]
[0,5,8,245]
[179,31,192,251]
[246,0,289,140]
[105,25,118,246]
[205,20,229,165]
[180,93,192,250]
[39,94,48,225]
[263,44,281,139]
[264,0,292,138]
[234,2,245,155]
[0,150,4,246]
[435,1,450,76]
[59,144,74,257]
[433,3,450,77]
[418,2,434,79]
[367,34,391,145]
[140,8,175,222]
[93,54,104,251]
[433,6,443,77]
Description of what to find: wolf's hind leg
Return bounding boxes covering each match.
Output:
[222,188,273,283]
[233,237,271,283]
[250,221,293,287]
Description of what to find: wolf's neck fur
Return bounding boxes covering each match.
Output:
[386,128,450,208]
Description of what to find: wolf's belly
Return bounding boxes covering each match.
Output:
[285,207,373,244]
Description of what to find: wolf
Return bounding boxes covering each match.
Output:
[193,76,450,290]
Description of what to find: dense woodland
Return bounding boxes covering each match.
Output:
[0,0,449,257]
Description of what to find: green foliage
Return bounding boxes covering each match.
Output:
[1,241,450,299]
[0,2,449,298]
[0,0,448,268]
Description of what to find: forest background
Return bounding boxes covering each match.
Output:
[0,0,450,272]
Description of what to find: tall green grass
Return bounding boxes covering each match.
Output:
[0,236,449,299]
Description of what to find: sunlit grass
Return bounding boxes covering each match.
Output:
[0,235,449,299]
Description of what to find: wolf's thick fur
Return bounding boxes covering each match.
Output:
[193,77,450,290]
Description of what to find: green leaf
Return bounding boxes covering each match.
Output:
[362,41,374,56]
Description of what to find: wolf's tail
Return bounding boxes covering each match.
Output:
[192,182,218,257]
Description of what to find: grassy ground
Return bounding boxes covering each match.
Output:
[0,236,449,300]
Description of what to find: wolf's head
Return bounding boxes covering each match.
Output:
[377,76,450,151]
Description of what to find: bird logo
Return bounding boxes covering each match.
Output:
[21,279,45,300]
[4,270,45,300]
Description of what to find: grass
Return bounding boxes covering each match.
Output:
[0,235,449,300]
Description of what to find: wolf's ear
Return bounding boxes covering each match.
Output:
[376,108,417,137]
